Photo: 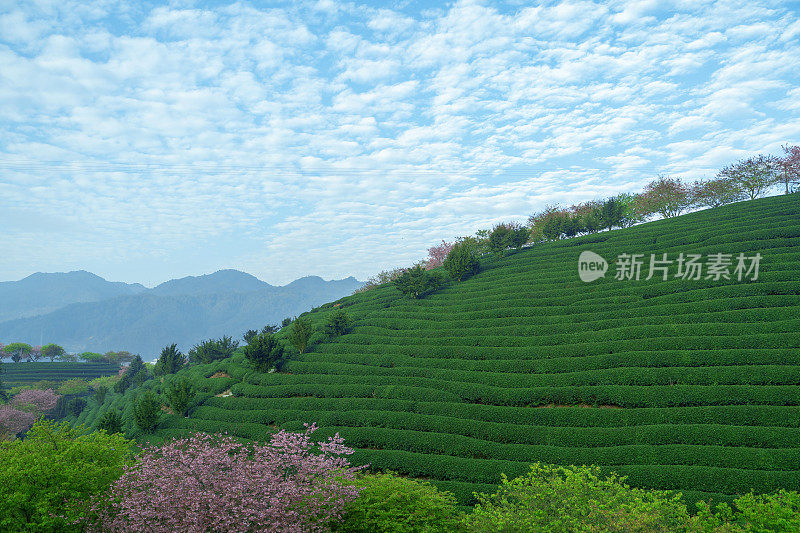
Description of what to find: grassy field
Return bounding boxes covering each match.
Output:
[77,193,800,507]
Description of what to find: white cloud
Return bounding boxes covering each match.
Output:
[0,0,798,285]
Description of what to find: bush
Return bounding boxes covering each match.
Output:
[335,472,460,533]
[90,424,364,532]
[94,385,108,405]
[153,343,186,377]
[165,377,195,417]
[57,378,90,395]
[0,419,132,531]
[67,397,87,417]
[243,332,284,372]
[133,391,161,434]
[289,316,313,354]
[394,265,444,299]
[443,241,480,281]
[96,410,123,434]
[188,336,239,364]
[462,463,691,532]
[325,309,353,338]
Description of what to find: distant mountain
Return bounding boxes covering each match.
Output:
[150,269,271,296]
[0,270,146,323]
[0,273,363,359]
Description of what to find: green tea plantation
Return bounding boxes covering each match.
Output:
[77,193,800,508]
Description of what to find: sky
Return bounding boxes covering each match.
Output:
[1,0,798,287]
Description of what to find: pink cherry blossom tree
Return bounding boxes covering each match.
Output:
[425,240,454,269]
[88,423,365,532]
[0,405,37,437]
[11,388,60,412]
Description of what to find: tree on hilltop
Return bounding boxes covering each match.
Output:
[2,343,32,364]
[40,343,65,363]
[718,155,780,200]
[153,344,186,377]
[444,241,480,281]
[394,264,444,299]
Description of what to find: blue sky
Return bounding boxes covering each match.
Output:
[1,0,798,286]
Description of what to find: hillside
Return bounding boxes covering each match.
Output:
[0,270,146,323]
[0,275,364,357]
[78,194,800,507]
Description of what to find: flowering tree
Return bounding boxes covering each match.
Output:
[636,176,692,218]
[691,177,746,208]
[718,155,780,200]
[11,388,59,412]
[779,144,800,194]
[425,240,454,269]
[90,424,365,532]
[40,343,65,362]
[0,405,37,437]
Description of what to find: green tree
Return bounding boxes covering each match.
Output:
[443,241,480,281]
[394,265,444,299]
[488,223,511,255]
[164,377,195,417]
[0,360,5,402]
[504,224,530,250]
[133,391,161,433]
[40,343,65,363]
[462,463,691,532]
[0,419,132,531]
[96,410,123,434]
[153,343,187,377]
[79,352,106,363]
[243,332,284,372]
[67,397,87,417]
[2,342,32,364]
[289,316,313,354]
[324,309,352,338]
[188,336,239,364]
[94,384,108,405]
[335,472,460,533]
[243,329,259,344]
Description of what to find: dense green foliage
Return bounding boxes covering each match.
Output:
[325,309,353,337]
[96,410,123,434]
[153,343,187,376]
[335,472,460,533]
[165,377,195,416]
[75,194,800,509]
[394,265,444,298]
[289,316,313,354]
[0,419,132,531]
[464,463,691,532]
[188,336,239,364]
[133,391,161,433]
[443,241,480,281]
[243,332,284,372]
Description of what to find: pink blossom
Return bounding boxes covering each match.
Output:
[0,405,37,436]
[89,423,365,532]
[12,388,60,412]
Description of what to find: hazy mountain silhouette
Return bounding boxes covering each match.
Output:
[0,270,146,323]
[0,270,363,358]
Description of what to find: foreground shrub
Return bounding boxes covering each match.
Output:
[335,471,460,533]
[89,423,364,532]
[462,463,691,532]
[694,490,800,532]
[0,419,131,531]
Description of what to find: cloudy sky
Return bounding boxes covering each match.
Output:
[1,0,798,286]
